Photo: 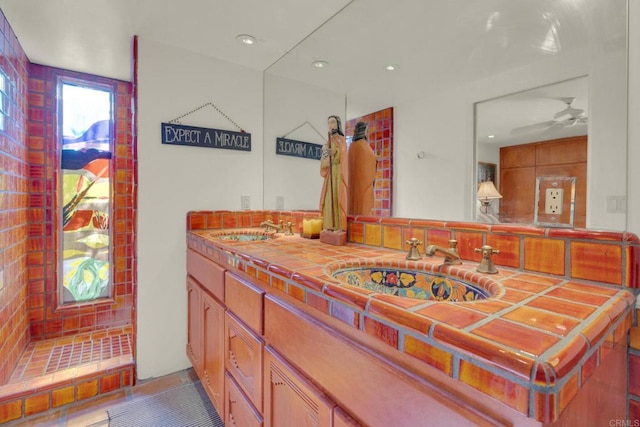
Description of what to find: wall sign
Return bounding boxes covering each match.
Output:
[276,137,322,160]
[161,122,251,151]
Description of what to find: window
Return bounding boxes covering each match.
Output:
[58,80,113,304]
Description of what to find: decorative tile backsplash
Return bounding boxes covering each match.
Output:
[187,209,640,290]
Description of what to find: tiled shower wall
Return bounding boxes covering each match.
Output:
[0,11,30,385]
[0,8,137,385]
[26,64,136,342]
[27,63,136,340]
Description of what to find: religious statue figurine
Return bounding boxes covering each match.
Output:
[348,121,377,215]
[319,115,348,245]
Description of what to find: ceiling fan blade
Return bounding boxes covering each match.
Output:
[560,116,578,127]
[511,120,557,135]
[543,121,565,133]
[553,106,584,119]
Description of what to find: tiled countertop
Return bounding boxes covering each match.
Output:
[188,228,635,422]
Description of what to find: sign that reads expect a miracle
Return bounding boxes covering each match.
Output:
[161,123,251,151]
[276,137,323,160]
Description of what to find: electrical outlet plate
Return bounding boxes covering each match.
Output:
[276,196,284,210]
[241,195,250,210]
[0,269,4,290]
[545,188,564,214]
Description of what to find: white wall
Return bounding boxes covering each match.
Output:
[136,37,264,379]
[627,0,640,236]
[263,74,345,211]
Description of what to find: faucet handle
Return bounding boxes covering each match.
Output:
[405,238,423,260]
[475,245,499,256]
[474,245,499,274]
[406,237,423,246]
[448,239,459,254]
[284,221,294,235]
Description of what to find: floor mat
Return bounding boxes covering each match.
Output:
[108,381,224,427]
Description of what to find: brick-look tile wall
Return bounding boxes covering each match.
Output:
[26,63,136,341]
[346,107,394,217]
[0,11,30,385]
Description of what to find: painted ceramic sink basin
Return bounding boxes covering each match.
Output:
[326,260,502,302]
[206,230,278,242]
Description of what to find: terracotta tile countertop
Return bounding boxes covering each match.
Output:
[188,228,635,421]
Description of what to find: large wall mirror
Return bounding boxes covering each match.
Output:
[264,0,628,231]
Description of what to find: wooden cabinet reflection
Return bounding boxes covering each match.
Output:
[499,136,587,227]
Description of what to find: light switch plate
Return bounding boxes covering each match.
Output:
[241,195,250,210]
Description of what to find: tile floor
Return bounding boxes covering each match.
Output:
[10,333,132,382]
[4,368,199,426]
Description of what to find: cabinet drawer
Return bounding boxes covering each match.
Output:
[264,346,335,427]
[225,272,264,334]
[225,372,263,427]
[225,311,264,412]
[187,249,226,300]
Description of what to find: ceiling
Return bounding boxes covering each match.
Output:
[0,0,353,81]
[0,0,623,146]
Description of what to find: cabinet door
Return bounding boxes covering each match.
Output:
[499,166,535,223]
[264,346,335,427]
[225,312,263,412]
[186,277,203,375]
[202,291,226,415]
[226,372,263,427]
[333,407,361,427]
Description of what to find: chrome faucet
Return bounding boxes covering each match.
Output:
[260,220,284,232]
[424,244,462,265]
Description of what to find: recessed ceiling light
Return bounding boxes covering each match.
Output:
[385,64,398,71]
[312,60,329,69]
[236,34,256,45]
[488,134,495,139]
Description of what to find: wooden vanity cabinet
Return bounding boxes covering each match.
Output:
[225,272,264,334]
[264,295,504,426]
[226,371,263,427]
[264,346,336,427]
[333,407,360,427]
[224,272,266,420]
[225,311,263,411]
[186,277,203,374]
[201,290,225,414]
[186,249,227,415]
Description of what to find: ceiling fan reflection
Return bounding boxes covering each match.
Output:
[511,97,588,135]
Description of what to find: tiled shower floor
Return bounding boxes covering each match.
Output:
[0,326,135,423]
[10,331,132,382]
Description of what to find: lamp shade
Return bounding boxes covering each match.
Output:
[477,181,502,201]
